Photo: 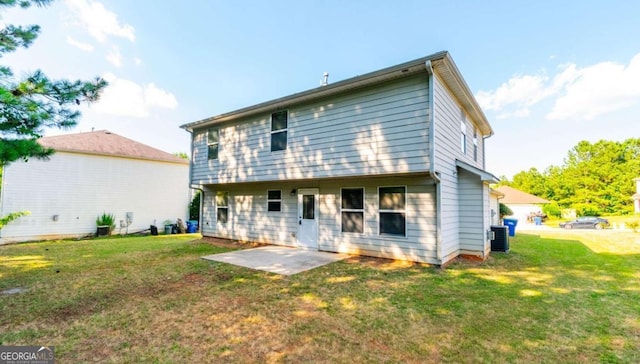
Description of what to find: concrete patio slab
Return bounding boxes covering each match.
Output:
[201,246,349,275]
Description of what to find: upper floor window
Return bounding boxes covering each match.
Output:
[473,130,478,162]
[460,119,466,154]
[379,186,406,236]
[267,190,282,212]
[460,108,467,154]
[341,188,364,234]
[208,128,219,160]
[271,110,288,152]
[216,191,228,223]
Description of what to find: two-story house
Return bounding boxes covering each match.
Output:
[181,51,498,266]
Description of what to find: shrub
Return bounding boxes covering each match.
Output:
[628,221,639,233]
[96,212,116,233]
[0,211,30,228]
[542,202,562,219]
[189,191,201,220]
[499,203,513,218]
[573,203,601,217]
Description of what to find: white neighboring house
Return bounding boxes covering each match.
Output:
[0,130,190,244]
[182,51,499,266]
[490,189,504,225]
[494,186,549,223]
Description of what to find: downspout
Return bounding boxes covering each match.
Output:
[425,60,443,264]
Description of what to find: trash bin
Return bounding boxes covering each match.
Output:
[503,218,518,236]
[150,225,158,236]
[187,220,198,233]
[186,221,196,233]
[164,224,172,235]
[534,216,542,226]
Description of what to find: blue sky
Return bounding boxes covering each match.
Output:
[3,0,639,178]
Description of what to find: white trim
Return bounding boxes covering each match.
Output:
[455,160,499,183]
[297,188,319,249]
[340,187,365,235]
[460,116,467,154]
[377,185,407,237]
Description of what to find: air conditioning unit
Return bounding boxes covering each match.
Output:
[490,225,509,252]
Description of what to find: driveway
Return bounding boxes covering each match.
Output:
[201,246,349,275]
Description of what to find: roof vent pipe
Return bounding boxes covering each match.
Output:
[321,72,329,86]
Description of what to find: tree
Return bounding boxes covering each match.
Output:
[174,152,189,160]
[0,0,107,165]
[511,168,547,197]
[508,138,640,216]
[189,191,200,220]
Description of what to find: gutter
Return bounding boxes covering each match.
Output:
[181,51,450,131]
[425,60,442,264]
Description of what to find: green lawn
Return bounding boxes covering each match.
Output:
[1,232,639,363]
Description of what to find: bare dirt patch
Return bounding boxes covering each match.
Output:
[198,236,268,249]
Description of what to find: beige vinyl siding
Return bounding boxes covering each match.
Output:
[191,74,430,185]
[318,176,438,264]
[0,152,189,243]
[432,74,462,259]
[200,183,299,245]
[200,174,439,264]
[482,183,492,256]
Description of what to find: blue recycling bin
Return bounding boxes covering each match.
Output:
[534,216,542,225]
[503,218,518,236]
[186,220,198,233]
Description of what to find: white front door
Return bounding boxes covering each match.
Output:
[297,188,319,249]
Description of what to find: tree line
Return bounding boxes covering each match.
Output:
[498,138,640,217]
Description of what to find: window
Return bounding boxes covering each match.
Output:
[460,119,466,154]
[302,195,315,219]
[271,110,288,151]
[379,186,406,236]
[473,130,478,161]
[267,190,282,212]
[216,191,228,223]
[341,188,364,234]
[207,128,219,160]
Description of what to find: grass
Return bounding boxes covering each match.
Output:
[1,232,639,363]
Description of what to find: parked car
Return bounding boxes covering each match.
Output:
[559,216,609,230]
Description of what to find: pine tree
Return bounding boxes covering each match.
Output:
[0,0,107,164]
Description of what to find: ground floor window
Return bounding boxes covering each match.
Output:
[216,191,229,223]
[379,186,406,236]
[267,190,282,212]
[341,187,364,233]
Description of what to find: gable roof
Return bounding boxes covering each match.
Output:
[39,130,188,164]
[181,51,493,137]
[495,186,550,204]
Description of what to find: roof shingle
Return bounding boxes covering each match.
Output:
[495,186,549,204]
[38,130,188,164]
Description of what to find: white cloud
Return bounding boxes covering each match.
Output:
[64,0,135,43]
[66,36,94,51]
[547,54,640,120]
[476,53,640,121]
[144,83,179,109]
[92,73,178,118]
[105,46,122,67]
[134,57,142,66]
[476,74,550,119]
